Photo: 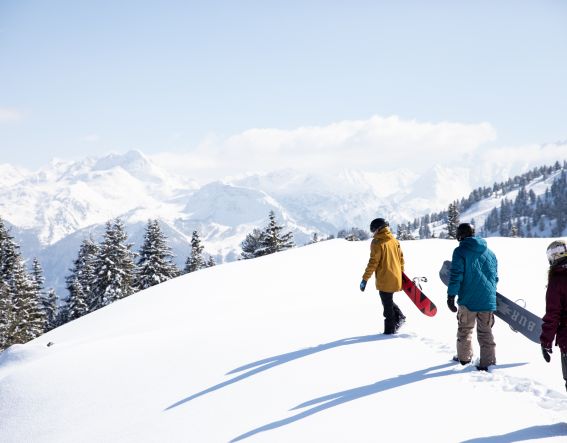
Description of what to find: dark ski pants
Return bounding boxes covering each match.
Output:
[456,306,496,367]
[379,291,404,334]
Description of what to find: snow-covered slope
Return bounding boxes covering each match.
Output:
[0,163,28,187]
[402,164,471,214]
[1,238,566,442]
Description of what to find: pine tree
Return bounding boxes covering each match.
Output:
[30,258,49,332]
[0,217,20,284]
[0,219,45,348]
[55,297,70,328]
[418,223,431,239]
[66,237,98,314]
[397,223,415,240]
[92,219,136,309]
[257,211,295,255]
[446,202,460,239]
[136,219,179,289]
[204,255,216,268]
[184,230,205,273]
[67,277,89,320]
[10,258,45,344]
[0,280,13,350]
[30,258,45,298]
[241,228,263,259]
[0,218,15,349]
[44,288,58,331]
[499,199,513,236]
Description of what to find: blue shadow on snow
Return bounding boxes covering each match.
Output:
[230,362,526,442]
[164,333,395,411]
[459,423,567,442]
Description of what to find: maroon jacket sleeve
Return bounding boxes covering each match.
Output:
[540,276,563,348]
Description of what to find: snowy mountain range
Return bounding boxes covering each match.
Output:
[0,150,564,295]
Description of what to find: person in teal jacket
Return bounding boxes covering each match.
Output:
[447,223,498,371]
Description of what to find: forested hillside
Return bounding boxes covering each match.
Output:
[398,161,567,239]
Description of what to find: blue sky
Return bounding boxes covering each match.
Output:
[1,0,566,178]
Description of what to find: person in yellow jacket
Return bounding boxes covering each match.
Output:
[359,218,406,334]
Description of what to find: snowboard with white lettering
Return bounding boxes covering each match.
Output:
[439,260,542,344]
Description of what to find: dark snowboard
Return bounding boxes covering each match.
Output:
[401,272,437,317]
[439,260,542,344]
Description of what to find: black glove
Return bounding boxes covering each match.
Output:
[447,296,457,313]
[541,344,552,363]
[360,280,367,292]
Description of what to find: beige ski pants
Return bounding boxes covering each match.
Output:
[457,305,496,367]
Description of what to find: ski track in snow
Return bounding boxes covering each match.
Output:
[401,331,567,413]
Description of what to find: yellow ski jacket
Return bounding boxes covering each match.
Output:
[362,227,404,292]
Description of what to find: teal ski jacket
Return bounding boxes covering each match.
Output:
[447,237,498,312]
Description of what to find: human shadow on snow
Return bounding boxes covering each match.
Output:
[460,422,567,442]
[165,333,394,411]
[230,362,527,442]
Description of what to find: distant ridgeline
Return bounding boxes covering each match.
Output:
[396,161,567,239]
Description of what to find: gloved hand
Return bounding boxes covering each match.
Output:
[541,344,552,363]
[359,280,367,292]
[447,296,457,313]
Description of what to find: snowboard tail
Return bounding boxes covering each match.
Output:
[439,260,542,344]
[401,272,437,317]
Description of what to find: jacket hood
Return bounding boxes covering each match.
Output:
[459,236,487,254]
[373,226,394,242]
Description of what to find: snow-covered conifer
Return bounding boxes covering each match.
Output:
[0,218,15,349]
[204,255,216,268]
[446,202,460,239]
[0,217,20,283]
[1,220,44,347]
[67,277,89,320]
[135,219,179,289]
[30,258,51,331]
[0,281,13,350]
[55,297,70,328]
[10,258,46,344]
[184,230,205,273]
[257,211,295,255]
[44,288,58,331]
[240,228,264,259]
[92,219,136,308]
[66,237,98,313]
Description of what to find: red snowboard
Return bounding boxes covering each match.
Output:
[401,272,437,317]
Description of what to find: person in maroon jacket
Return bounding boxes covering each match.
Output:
[540,239,567,391]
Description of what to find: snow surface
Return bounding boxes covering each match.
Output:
[1,237,567,442]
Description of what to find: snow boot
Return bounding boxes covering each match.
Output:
[452,355,471,365]
[394,307,406,332]
[383,319,397,335]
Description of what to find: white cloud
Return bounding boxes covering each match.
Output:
[151,115,498,182]
[471,141,567,186]
[0,108,23,122]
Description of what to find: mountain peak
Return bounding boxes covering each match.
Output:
[92,150,167,183]
[93,150,149,171]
